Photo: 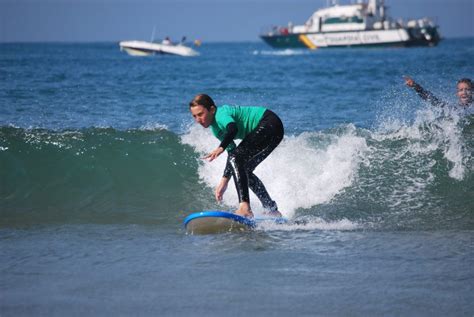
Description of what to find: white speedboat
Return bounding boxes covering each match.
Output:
[260,0,440,49]
[119,40,199,57]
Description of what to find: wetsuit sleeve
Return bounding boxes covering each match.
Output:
[218,122,238,151]
[219,123,238,179]
[412,83,447,107]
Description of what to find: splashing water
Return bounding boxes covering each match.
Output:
[182,124,368,218]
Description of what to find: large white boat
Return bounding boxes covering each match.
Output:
[119,40,199,57]
[260,0,440,49]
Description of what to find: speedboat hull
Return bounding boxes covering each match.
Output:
[119,40,199,57]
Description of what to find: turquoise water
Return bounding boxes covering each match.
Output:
[1,39,473,315]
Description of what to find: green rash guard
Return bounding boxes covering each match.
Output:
[210,105,267,152]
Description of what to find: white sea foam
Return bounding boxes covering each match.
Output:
[356,103,472,219]
[375,106,470,181]
[256,217,359,231]
[252,49,309,56]
[181,124,368,218]
[139,122,169,131]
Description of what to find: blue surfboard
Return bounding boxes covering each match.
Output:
[184,210,287,234]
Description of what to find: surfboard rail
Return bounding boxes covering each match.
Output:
[184,211,255,234]
[184,210,287,235]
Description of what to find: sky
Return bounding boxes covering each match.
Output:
[1,0,473,43]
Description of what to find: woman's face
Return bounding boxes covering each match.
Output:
[457,82,472,105]
[190,104,215,128]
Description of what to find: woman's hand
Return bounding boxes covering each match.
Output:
[404,76,415,87]
[215,177,229,202]
[203,147,224,162]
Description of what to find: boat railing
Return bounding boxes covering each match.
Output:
[260,24,297,36]
[403,16,439,28]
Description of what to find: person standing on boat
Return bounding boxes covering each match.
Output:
[162,37,172,45]
[189,94,284,218]
[404,76,473,115]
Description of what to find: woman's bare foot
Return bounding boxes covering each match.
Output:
[235,209,254,218]
[235,202,254,218]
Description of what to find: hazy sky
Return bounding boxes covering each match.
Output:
[1,0,473,43]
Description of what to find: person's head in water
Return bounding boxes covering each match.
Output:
[456,78,472,106]
[189,94,216,128]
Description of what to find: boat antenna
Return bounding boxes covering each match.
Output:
[150,26,156,42]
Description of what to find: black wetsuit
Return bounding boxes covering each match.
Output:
[220,110,284,212]
[413,83,474,115]
[412,83,448,108]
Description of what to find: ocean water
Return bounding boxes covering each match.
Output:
[1,39,473,316]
